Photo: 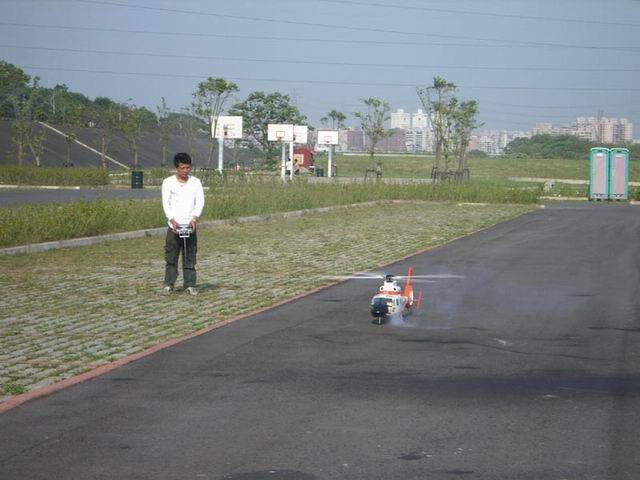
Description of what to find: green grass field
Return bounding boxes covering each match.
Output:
[0,180,538,248]
[2,153,636,186]
[313,154,606,180]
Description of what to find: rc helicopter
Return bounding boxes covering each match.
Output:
[328,267,463,325]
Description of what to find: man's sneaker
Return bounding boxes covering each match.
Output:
[185,287,198,296]
[161,285,173,295]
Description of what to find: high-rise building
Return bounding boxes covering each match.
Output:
[390,109,411,130]
[574,117,633,143]
[613,118,633,143]
[411,109,429,130]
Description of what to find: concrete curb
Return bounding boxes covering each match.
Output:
[0,184,82,190]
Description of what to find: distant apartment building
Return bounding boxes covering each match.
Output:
[388,108,435,152]
[406,129,434,153]
[390,109,411,130]
[365,129,406,153]
[472,130,531,155]
[411,109,429,130]
[535,117,634,144]
[532,123,554,136]
[343,128,365,152]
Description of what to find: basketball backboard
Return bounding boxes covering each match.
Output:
[213,116,243,139]
[268,124,294,142]
[293,125,308,144]
[317,130,339,146]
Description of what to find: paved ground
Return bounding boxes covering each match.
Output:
[0,202,531,399]
[1,202,639,479]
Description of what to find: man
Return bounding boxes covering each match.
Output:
[161,152,205,295]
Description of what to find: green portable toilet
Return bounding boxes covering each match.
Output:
[589,147,609,200]
[609,148,629,200]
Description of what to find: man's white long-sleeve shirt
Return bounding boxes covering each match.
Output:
[161,175,205,227]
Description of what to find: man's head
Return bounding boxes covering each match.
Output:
[174,152,192,168]
[174,152,192,181]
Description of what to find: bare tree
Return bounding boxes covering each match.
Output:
[353,98,390,163]
[157,97,171,168]
[59,103,85,167]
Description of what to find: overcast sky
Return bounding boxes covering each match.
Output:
[1,0,639,134]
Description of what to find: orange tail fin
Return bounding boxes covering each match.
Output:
[403,266,414,301]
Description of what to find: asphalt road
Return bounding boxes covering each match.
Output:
[0,187,159,206]
[1,202,639,480]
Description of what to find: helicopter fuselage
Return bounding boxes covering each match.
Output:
[370,279,413,324]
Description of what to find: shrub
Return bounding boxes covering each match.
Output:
[0,166,109,186]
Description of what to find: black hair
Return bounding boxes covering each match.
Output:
[173,152,192,167]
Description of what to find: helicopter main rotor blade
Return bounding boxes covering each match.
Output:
[322,274,385,280]
[393,274,465,279]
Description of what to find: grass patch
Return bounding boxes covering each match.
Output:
[314,154,628,181]
[0,179,538,248]
[2,382,27,395]
[0,166,109,186]
[2,154,634,186]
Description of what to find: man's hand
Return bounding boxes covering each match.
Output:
[170,218,179,232]
[189,216,198,231]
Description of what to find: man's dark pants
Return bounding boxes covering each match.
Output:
[164,228,198,288]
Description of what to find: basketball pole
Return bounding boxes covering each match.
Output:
[328,144,333,178]
[289,140,294,181]
[217,127,224,174]
[280,142,286,181]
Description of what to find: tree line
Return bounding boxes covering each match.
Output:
[1,60,482,176]
[505,134,639,160]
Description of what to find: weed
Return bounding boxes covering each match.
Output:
[2,381,27,395]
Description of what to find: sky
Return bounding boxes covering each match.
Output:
[1,0,639,135]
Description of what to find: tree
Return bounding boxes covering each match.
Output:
[89,96,124,171]
[353,97,390,163]
[178,106,202,162]
[228,91,306,167]
[452,100,482,173]
[46,84,70,123]
[157,97,172,167]
[60,102,85,167]
[192,77,239,168]
[323,109,346,130]
[11,78,47,166]
[120,103,156,169]
[417,76,457,171]
[0,61,30,118]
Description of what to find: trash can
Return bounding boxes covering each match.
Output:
[131,170,144,189]
[315,167,324,177]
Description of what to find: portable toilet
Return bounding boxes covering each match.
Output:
[589,147,609,200]
[609,148,629,200]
